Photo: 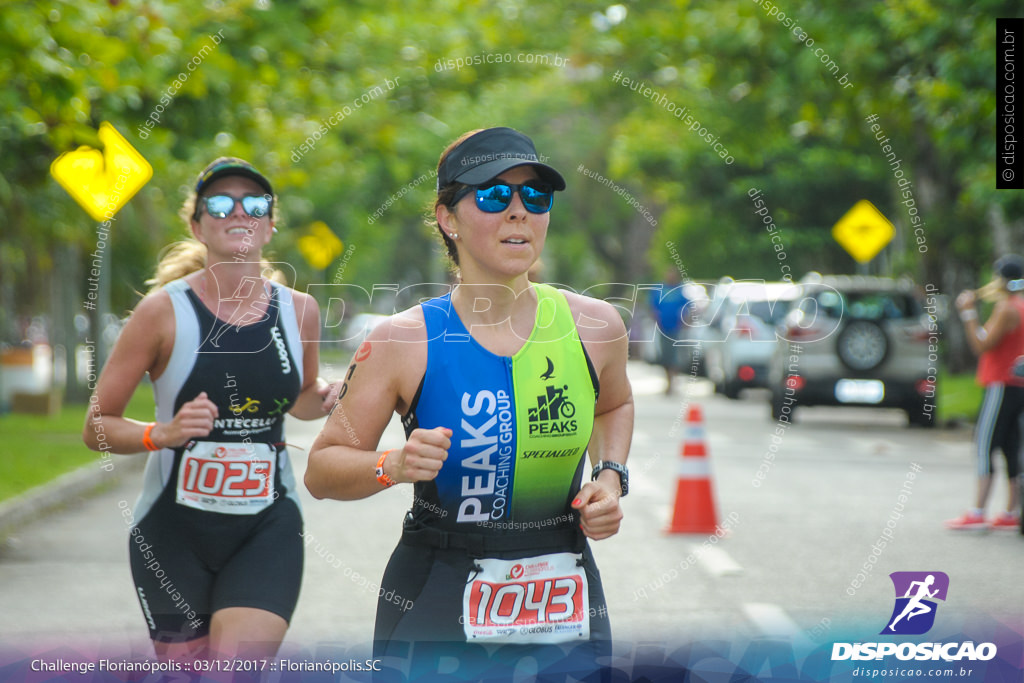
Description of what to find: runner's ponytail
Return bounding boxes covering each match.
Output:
[145,239,208,293]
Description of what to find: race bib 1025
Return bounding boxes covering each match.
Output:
[176,442,276,515]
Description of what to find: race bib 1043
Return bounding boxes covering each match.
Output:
[462,552,589,644]
[176,442,276,515]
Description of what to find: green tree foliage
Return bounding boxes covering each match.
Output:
[1,0,1019,361]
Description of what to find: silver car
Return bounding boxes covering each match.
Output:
[767,275,936,427]
[701,280,801,398]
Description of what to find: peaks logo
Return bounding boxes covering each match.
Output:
[881,571,949,635]
[527,384,577,436]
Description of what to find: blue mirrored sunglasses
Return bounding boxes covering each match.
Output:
[199,194,272,219]
[451,182,554,214]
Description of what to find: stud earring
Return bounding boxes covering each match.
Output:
[449,233,458,240]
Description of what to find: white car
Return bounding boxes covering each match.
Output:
[700,280,801,398]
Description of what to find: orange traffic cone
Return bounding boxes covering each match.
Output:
[666,405,721,534]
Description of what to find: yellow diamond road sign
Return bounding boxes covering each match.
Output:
[832,200,894,264]
[50,122,152,222]
[297,221,343,270]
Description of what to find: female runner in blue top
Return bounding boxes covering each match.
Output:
[306,128,634,676]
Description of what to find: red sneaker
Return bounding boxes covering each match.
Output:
[990,513,1021,530]
[944,511,988,530]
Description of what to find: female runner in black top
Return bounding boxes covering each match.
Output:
[84,158,340,660]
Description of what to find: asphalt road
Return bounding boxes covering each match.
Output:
[1,361,1021,674]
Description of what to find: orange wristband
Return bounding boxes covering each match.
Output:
[142,423,160,451]
[376,449,397,488]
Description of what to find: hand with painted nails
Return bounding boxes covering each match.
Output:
[572,480,623,540]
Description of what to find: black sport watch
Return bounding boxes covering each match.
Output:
[591,461,629,497]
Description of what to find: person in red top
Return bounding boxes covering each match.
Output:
[946,255,1024,531]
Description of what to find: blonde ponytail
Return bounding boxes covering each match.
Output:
[146,239,207,293]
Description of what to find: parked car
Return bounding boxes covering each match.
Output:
[701,280,802,398]
[767,274,936,427]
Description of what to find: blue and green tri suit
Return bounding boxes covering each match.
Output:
[374,284,611,665]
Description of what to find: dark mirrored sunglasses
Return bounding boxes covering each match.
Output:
[452,183,554,214]
[200,194,272,219]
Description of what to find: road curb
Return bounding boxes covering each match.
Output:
[0,455,145,536]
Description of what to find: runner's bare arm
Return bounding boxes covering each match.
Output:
[975,298,1020,354]
[287,290,339,419]
[305,310,450,500]
[82,292,218,453]
[957,292,1021,355]
[566,293,634,540]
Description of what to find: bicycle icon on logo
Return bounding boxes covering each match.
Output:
[229,397,260,415]
[528,385,576,422]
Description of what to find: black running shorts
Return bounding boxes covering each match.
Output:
[128,492,303,643]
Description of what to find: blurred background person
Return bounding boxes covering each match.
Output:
[946,255,1024,531]
[649,267,691,395]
